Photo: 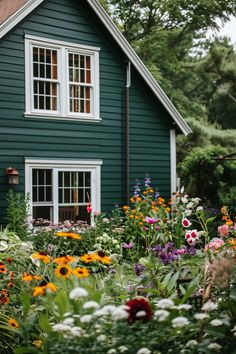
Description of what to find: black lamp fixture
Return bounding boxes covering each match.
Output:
[5,167,20,185]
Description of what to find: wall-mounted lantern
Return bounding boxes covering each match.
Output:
[5,167,19,185]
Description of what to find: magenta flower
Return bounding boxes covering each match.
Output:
[145,217,157,224]
[218,224,229,237]
[182,218,191,228]
[122,242,134,249]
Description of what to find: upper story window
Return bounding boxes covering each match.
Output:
[25,35,100,121]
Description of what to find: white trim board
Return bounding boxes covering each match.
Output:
[0,0,192,136]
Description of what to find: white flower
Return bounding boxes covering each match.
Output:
[210,319,223,327]
[62,318,74,326]
[69,287,88,300]
[181,195,188,204]
[69,326,84,337]
[0,241,8,251]
[192,197,201,205]
[231,325,236,332]
[201,301,218,312]
[194,313,209,320]
[196,206,203,212]
[107,350,116,354]
[208,343,222,351]
[80,314,92,323]
[118,346,128,352]
[136,348,151,354]
[97,334,106,342]
[154,310,170,322]
[52,323,70,332]
[186,340,198,348]
[136,311,146,317]
[83,301,99,310]
[30,255,40,267]
[172,316,190,328]
[185,209,192,216]
[175,304,192,311]
[103,218,109,223]
[112,306,129,320]
[155,298,174,309]
[94,304,117,317]
[186,202,194,209]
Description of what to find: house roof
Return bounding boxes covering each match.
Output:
[0,0,192,135]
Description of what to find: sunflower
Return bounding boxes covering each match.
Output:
[80,253,98,263]
[54,255,77,264]
[73,267,90,278]
[55,232,81,240]
[228,238,236,249]
[0,263,7,274]
[95,251,111,265]
[33,282,57,297]
[31,252,51,264]
[8,318,20,329]
[55,264,72,278]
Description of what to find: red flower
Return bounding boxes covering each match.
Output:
[126,297,153,323]
[6,258,13,264]
[86,203,92,213]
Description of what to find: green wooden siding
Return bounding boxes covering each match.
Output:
[0,0,172,222]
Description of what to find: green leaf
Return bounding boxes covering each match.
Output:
[205,215,217,224]
[38,314,52,332]
[167,271,179,292]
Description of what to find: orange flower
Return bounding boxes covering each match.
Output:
[8,318,20,329]
[228,239,236,249]
[22,273,42,282]
[7,282,14,288]
[31,252,51,264]
[226,219,233,226]
[53,255,77,264]
[0,263,7,274]
[73,267,90,278]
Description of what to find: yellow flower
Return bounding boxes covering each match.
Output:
[226,219,233,226]
[33,340,42,348]
[33,282,57,297]
[95,251,111,265]
[8,318,20,329]
[55,264,72,278]
[228,239,236,249]
[73,267,90,278]
[31,252,51,264]
[55,232,81,240]
[80,253,97,263]
[54,255,77,264]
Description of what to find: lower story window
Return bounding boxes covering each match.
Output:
[25,159,102,225]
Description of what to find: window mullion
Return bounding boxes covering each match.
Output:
[53,169,59,225]
[61,47,67,115]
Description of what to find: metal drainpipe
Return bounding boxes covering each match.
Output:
[125,61,131,206]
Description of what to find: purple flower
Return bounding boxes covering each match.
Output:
[153,242,197,265]
[144,175,151,187]
[134,263,145,276]
[122,242,134,249]
[134,179,141,196]
[145,216,157,224]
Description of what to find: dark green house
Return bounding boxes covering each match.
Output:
[0,0,191,225]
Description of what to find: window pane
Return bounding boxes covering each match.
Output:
[46,187,52,202]
[64,189,70,203]
[78,188,83,202]
[38,187,45,202]
[85,188,91,202]
[33,186,37,202]
[59,206,77,223]
[33,206,52,223]
[85,172,90,186]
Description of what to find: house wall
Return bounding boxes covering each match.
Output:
[0,0,171,223]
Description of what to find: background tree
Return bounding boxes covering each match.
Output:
[101,0,236,207]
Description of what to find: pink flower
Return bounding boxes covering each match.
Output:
[204,238,225,253]
[86,203,92,213]
[182,218,191,228]
[145,217,157,224]
[218,224,229,237]
[122,242,134,249]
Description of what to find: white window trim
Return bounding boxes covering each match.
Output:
[25,158,102,225]
[25,34,101,122]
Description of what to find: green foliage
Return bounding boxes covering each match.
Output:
[5,190,29,240]
[180,145,236,205]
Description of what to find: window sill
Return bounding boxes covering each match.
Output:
[24,113,102,123]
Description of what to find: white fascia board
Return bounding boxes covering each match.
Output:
[0,0,44,39]
[0,0,192,135]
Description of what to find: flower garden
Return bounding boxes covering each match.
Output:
[0,177,236,354]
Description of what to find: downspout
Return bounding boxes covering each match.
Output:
[125,61,131,205]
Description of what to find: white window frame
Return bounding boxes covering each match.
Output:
[25,35,101,122]
[25,159,102,225]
